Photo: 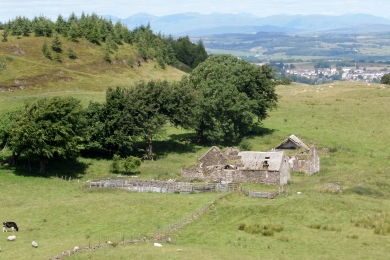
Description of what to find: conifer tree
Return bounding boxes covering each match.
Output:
[87,20,101,44]
[103,46,111,63]
[2,25,9,42]
[105,32,118,53]
[67,21,79,42]
[55,14,68,36]
[42,41,52,59]
[51,33,62,53]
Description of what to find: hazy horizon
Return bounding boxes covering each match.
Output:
[1,0,390,22]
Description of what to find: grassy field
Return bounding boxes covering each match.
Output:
[1,37,390,259]
[0,35,185,112]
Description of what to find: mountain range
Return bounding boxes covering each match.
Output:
[103,12,390,36]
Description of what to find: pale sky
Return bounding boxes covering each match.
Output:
[1,0,389,22]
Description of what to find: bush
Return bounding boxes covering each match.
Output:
[122,156,141,174]
[67,47,77,59]
[239,140,253,151]
[380,73,390,85]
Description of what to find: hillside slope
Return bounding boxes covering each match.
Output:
[0,34,186,110]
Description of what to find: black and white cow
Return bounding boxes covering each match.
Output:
[3,222,19,232]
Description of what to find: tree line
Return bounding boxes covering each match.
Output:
[0,55,278,174]
[1,13,208,70]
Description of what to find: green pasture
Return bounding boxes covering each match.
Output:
[2,59,390,259]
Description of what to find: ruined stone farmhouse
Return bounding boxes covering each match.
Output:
[181,134,320,185]
[273,134,320,175]
[181,146,290,186]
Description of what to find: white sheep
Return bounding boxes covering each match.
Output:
[32,241,38,248]
[154,242,162,247]
[7,235,16,241]
[73,246,79,251]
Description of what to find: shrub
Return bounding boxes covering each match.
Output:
[67,47,77,59]
[380,73,390,85]
[239,140,253,151]
[122,156,141,174]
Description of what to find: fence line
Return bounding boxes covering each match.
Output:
[47,192,232,260]
[48,180,288,259]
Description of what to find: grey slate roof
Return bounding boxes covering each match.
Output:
[237,151,286,171]
[275,134,310,151]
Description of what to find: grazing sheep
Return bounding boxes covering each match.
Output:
[7,235,16,241]
[166,237,171,243]
[73,246,79,251]
[32,241,38,248]
[106,241,112,245]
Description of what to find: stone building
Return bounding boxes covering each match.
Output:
[274,134,320,175]
[181,146,290,185]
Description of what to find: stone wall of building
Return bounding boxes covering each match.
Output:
[181,168,283,185]
[199,147,228,174]
[181,168,203,181]
[290,146,320,175]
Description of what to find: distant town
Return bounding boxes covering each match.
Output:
[286,67,387,83]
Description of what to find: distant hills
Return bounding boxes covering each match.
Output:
[104,12,390,36]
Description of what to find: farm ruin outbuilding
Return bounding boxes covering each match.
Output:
[181,146,291,185]
[181,134,319,184]
[274,134,320,175]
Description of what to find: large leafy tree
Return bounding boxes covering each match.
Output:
[84,80,197,159]
[8,97,85,174]
[125,79,198,159]
[84,87,134,156]
[188,54,278,143]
